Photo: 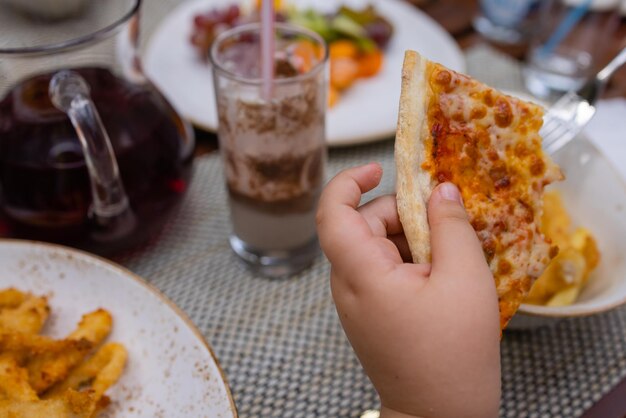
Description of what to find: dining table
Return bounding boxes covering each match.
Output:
[116,0,626,417]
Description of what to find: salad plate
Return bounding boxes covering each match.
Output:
[144,0,465,147]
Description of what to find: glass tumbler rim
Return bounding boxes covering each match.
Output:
[0,0,141,57]
[209,22,329,86]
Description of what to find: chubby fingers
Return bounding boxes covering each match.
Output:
[357,195,403,237]
[427,183,491,280]
[358,195,412,262]
[317,163,384,267]
[427,183,500,341]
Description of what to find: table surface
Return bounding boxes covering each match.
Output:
[135,1,626,417]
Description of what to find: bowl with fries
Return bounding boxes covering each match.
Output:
[509,134,626,329]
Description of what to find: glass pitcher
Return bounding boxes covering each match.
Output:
[0,0,195,255]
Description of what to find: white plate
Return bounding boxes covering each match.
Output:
[144,0,465,147]
[0,239,238,418]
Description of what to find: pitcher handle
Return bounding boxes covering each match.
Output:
[49,70,135,236]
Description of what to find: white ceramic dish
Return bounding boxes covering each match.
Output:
[0,239,238,418]
[509,133,626,329]
[144,0,465,147]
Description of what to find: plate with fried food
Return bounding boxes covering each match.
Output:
[0,240,237,418]
[144,0,465,146]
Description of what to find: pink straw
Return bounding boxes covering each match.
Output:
[260,0,275,100]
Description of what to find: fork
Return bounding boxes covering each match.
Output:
[540,46,626,155]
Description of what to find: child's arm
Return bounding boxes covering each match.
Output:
[317,163,501,418]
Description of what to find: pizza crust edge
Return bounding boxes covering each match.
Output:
[395,50,434,264]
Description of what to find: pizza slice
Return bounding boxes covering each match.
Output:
[395,50,563,330]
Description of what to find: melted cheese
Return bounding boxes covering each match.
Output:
[424,65,563,329]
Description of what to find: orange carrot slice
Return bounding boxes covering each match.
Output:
[358,49,383,78]
[330,57,359,90]
[329,40,359,60]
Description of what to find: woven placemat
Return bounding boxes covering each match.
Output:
[118,26,626,416]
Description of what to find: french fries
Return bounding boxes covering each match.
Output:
[0,389,99,418]
[525,191,601,306]
[45,343,127,401]
[0,289,27,309]
[28,310,113,393]
[0,289,126,418]
[0,357,38,402]
[0,292,50,335]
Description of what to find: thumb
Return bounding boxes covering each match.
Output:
[428,183,490,279]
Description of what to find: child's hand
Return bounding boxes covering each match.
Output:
[316,163,501,418]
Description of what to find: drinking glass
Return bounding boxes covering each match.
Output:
[210,23,328,277]
[473,0,549,45]
[523,0,621,99]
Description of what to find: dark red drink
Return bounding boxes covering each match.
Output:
[0,67,194,255]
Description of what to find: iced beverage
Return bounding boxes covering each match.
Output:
[210,23,327,277]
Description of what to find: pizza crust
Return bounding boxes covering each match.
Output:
[395,50,434,263]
